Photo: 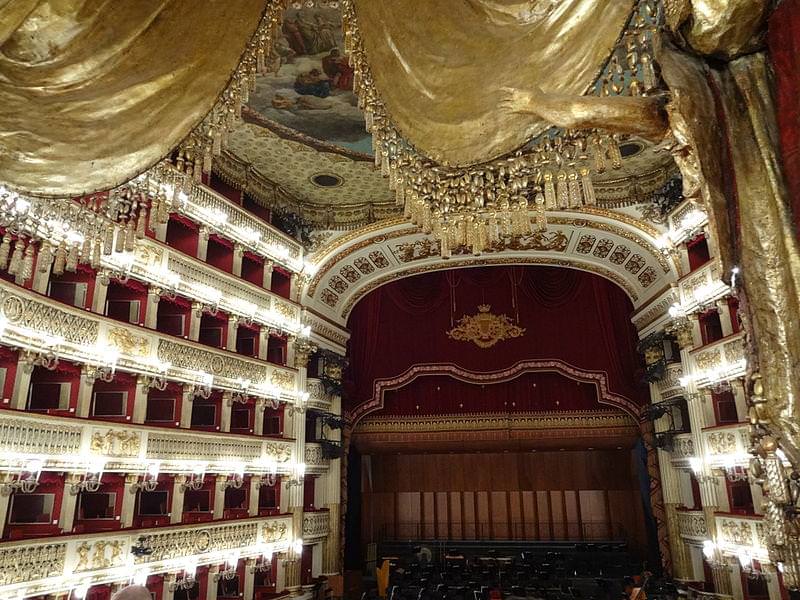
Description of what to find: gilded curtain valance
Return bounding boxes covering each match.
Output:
[351,0,635,167]
[0,0,268,196]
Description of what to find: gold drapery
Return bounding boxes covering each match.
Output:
[0,0,268,197]
[351,0,634,166]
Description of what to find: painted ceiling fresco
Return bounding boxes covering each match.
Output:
[246,5,373,156]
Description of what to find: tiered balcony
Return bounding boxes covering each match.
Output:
[104,237,302,334]
[301,510,330,542]
[0,278,300,402]
[676,258,730,314]
[714,513,768,562]
[180,181,303,273]
[670,433,696,468]
[701,422,751,468]
[0,410,295,475]
[655,362,685,401]
[688,331,747,389]
[676,509,708,542]
[0,515,293,598]
[305,378,332,411]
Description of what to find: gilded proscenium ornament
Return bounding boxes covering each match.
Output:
[447,305,525,349]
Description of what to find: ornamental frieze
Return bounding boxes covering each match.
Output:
[157,339,269,385]
[0,543,66,586]
[676,511,708,539]
[74,540,126,572]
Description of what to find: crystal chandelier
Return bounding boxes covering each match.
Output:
[341,0,663,256]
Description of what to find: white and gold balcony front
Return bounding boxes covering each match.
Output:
[0,514,294,599]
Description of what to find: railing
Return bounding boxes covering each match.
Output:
[0,410,295,474]
[376,521,627,543]
[0,515,294,597]
[304,443,327,471]
[0,279,300,398]
[655,362,684,400]
[689,331,746,388]
[701,423,750,468]
[306,378,332,409]
[302,510,331,540]
[676,509,708,541]
[714,513,768,561]
[677,258,729,313]
[185,182,303,270]
[670,433,696,467]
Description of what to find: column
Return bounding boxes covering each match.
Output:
[248,476,261,517]
[226,316,239,352]
[170,476,186,524]
[120,474,139,528]
[76,366,96,418]
[232,244,244,278]
[716,299,734,337]
[189,302,203,342]
[206,566,219,600]
[727,560,745,600]
[275,554,287,593]
[262,261,274,290]
[197,227,210,262]
[31,249,52,295]
[322,393,342,576]
[257,328,270,362]
[11,352,34,410]
[286,336,297,370]
[180,386,195,429]
[213,475,226,520]
[91,273,110,315]
[243,559,256,600]
[145,287,161,330]
[132,377,150,424]
[154,220,168,244]
[162,574,176,600]
[220,392,233,433]
[253,400,266,437]
[289,273,299,302]
[59,473,81,532]
[0,474,12,533]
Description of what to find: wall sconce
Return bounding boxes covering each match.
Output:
[1,458,43,495]
[181,464,206,491]
[288,392,309,416]
[143,361,171,391]
[192,371,213,400]
[259,459,278,487]
[70,460,105,494]
[286,462,306,488]
[223,464,245,490]
[214,552,240,582]
[132,462,160,493]
[250,545,274,574]
[230,379,251,405]
[725,465,749,483]
[169,561,198,591]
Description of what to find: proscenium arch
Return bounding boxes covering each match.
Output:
[303,212,680,325]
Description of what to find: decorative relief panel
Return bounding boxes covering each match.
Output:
[677,510,708,540]
[340,265,361,283]
[715,515,767,557]
[702,423,750,465]
[328,276,348,294]
[593,239,615,258]
[74,540,126,572]
[320,288,339,308]
[89,429,141,457]
[353,257,375,274]
[138,521,260,564]
[304,443,326,468]
[656,362,684,400]
[302,511,331,540]
[368,250,390,268]
[625,254,646,274]
[575,234,596,254]
[637,267,657,288]
[146,434,264,463]
[156,339,268,385]
[0,289,99,346]
[609,245,631,265]
[671,434,695,460]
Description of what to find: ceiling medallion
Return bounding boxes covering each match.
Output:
[447,304,525,349]
[310,173,344,188]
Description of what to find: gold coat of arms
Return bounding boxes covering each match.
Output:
[447,304,525,348]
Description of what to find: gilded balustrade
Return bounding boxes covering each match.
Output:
[689,332,747,389]
[301,510,330,541]
[676,509,709,541]
[714,514,769,562]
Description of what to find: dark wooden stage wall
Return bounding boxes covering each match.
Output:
[360,450,647,550]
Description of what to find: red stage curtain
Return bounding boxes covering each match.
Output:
[345,266,646,415]
[768,0,800,235]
